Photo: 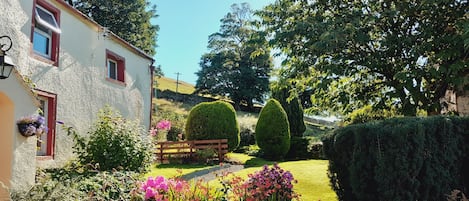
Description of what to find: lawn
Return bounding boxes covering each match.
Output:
[145,153,337,201]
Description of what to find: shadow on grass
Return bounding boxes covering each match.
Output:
[154,163,212,169]
[244,157,276,168]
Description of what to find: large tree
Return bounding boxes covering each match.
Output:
[68,0,158,55]
[196,3,273,110]
[260,0,469,116]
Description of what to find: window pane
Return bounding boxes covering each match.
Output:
[35,6,61,33]
[108,60,117,80]
[37,99,48,156]
[33,31,50,57]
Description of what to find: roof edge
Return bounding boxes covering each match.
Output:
[53,0,155,62]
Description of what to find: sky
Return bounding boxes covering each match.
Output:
[149,0,275,85]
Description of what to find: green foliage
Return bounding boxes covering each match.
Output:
[344,105,399,125]
[10,162,142,201]
[195,3,273,110]
[271,84,306,137]
[69,106,152,172]
[153,110,186,141]
[259,0,469,116]
[70,0,158,55]
[285,137,324,160]
[255,99,290,160]
[322,116,469,201]
[185,101,240,151]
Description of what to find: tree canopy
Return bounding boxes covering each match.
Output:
[195,3,273,110]
[69,0,159,56]
[260,0,469,116]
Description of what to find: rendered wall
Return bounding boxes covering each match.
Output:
[0,0,153,170]
[0,74,39,195]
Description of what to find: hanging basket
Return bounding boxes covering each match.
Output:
[17,123,37,137]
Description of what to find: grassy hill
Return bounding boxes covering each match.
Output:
[156,77,195,94]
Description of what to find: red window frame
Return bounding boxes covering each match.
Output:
[31,0,61,66]
[106,49,126,84]
[35,89,57,159]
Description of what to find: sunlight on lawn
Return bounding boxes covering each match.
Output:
[214,157,337,201]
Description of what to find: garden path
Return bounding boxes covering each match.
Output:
[181,164,244,182]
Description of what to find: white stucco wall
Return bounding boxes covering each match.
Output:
[1,0,153,170]
[0,72,39,194]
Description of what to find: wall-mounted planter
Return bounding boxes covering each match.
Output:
[17,123,38,137]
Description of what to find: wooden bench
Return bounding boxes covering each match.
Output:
[155,139,228,164]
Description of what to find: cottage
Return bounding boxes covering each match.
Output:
[0,0,154,195]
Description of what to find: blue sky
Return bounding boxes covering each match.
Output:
[149,0,274,84]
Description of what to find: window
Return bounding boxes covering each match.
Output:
[106,50,125,83]
[31,0,61,65]
[36,90,57,158]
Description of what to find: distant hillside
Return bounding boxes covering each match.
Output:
[156,77,195,94]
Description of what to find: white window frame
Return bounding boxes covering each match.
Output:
[33,25,52,58]
[108,59,118,80]
[35,5,61,34]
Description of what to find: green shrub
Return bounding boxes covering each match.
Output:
[323,116,469,201]
[69,106,152,172]
[10,162,142,201]
[344,105,399,125]
[285,137,325,160]
[185,101,240,151]
[271,85,306,137]
[255,99,290,160]
[153,110,186,141]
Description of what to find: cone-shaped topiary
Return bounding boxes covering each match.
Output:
[185,101,240,151]
[271,86,306,137]
[255,99,290,160]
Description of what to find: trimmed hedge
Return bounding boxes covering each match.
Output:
[323,116,469,201]
[185,101,240,151]
[255,99,290,160]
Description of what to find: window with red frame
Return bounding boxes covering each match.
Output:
[106,50,125,83]
[32,0,61,65]
[36,90,57,158]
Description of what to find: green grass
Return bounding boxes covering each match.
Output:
[210,159,337,201]
[144,163,216,179]
[156,77,195,94]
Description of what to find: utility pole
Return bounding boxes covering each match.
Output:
[175,72,181,93]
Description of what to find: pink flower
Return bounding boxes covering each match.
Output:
[156,120,171,130]
[150,127,158,136]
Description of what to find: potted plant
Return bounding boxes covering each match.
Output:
[16,114,48,137]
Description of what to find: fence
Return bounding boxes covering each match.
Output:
[155,139,228,164]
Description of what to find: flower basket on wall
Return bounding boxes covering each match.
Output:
[16,115,47,137]
[17,123,39,137]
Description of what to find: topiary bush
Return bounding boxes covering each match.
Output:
[185,101,240,151]
[69,106,152,172]
[255,99,290,160]
[323,116,469,201]
[271,85,306,137]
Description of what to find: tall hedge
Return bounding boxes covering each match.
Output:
[255,99,290,160]
[322,116,469,201]
[185,101,240,151]
[271,86,306,137]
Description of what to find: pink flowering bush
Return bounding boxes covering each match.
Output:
[222,164,300,201]
[140,176,218,201]
[150,120,172,141]
[140,164,300,201]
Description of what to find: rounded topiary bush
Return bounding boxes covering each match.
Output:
[255,99,290,160]
[185,101,240,151]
